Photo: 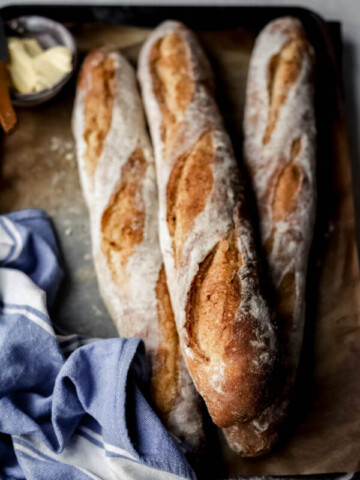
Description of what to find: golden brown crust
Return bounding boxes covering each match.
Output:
[166,131,215,263]
[263,36,308,145]
[101,148,146,287]
[151,265,180,422]
[273,163,302,222]
[185,234,242,362]
[82,53,116,178]
[272,137,303,222]
[150,32,194,142]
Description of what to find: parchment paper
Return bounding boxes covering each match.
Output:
[0,22,359,478]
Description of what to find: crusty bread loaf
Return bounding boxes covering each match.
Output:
[224,17,316,456]
[138,21,278,430]
[72,47,204,449]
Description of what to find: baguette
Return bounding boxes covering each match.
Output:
[72,47,204,449]
[224,17,316,456]
[138,21,278,429]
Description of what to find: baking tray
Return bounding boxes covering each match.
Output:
[0,4,359,480]
[0,2,336,337]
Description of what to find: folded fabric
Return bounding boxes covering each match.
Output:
[0,209,195,480]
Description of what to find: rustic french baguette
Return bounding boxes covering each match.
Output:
[72,47,204,449]
[138,21,278,430]
[224,17,316,456]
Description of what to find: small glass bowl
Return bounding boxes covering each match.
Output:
[6,15,77,107]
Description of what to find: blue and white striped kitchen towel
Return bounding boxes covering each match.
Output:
[0,209,195,480]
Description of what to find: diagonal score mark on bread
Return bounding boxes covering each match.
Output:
[185,234,242,362]
[263,30,310,145]
[150,32,194,143]
[264,137,304,253]
[82,53,116,178]
[272,137,303,221]
[101,148,146,288]
[166,131,215,264]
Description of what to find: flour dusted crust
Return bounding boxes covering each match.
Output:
[72,47,204,449]
[224,17,316,456]
[138,21,278,429]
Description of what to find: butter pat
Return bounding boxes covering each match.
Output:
[22,38,44,57]
[7,37,72,94]
[33,46,72,91]
[7,39,36,93]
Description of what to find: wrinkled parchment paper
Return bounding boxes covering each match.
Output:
[0,22,359,478]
